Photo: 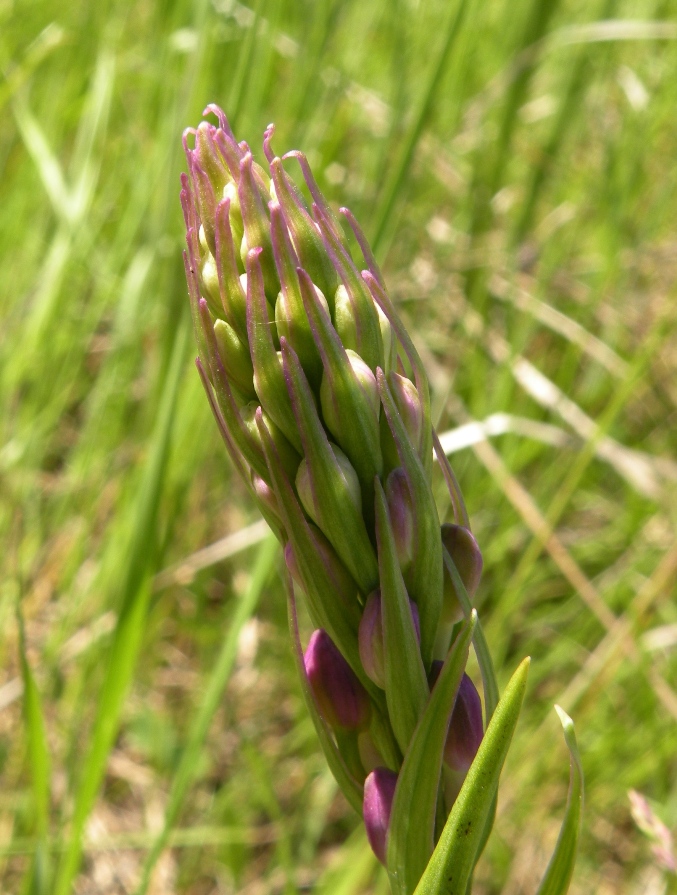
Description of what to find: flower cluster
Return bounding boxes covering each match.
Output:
[181,106,487,876]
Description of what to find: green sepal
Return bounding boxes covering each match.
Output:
[364,272,433,477]
[184,241,210,367]
[412,657,530,895]
[270,157,338,307]
[315,212,383,373]
[286,573,364,815]
[374,478,429,754]
[197,299,270,482]
[378,369,442,668]
[256,410,365,677]
[241,403,300,481]
[213,318,256,399]
[271,201,324,385]
[299,266,383,507]
[536,707,584,895]
[387,613,477,895]
[238,152,279,300]
[246,247,302,451]
[281,338,379,596]
[195,121,230,197]
[190,158,217,256]
[214,197,248,343]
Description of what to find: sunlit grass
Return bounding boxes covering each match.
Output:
[2,0,677,892]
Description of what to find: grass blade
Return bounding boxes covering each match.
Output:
[536,707,584,895]
[135,533,278,895]
[17,605,51,895]
[53,319,190,895]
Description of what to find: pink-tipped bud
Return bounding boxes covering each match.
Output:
[363,767,398,866]
[440,524,483,626]
[358,590,420,689]
[252,472,281,524]
[385,468,414,572]
[444,673,483,773]
[304,629,371,732]
[390,373,423,451]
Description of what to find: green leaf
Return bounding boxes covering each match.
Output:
[387,613,477,895]
[134,535,278,895]
[536,706,584,895]
[374,478,429,754]
[413,657,530,895]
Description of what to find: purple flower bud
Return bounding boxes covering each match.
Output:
[359,590,420,689]
[440,524,483,626]
[385,468,414,573]
[444,673,483,774]
[363,767,398,866]
[304,629,371,732]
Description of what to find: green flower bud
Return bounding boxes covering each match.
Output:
[213,198,248,341]
[238,152,279,300]
[270,156,338,305]
[297,441,362,523]
[214,318,255,400]
[242,403,300,481]
[195,121,231,197]
[245,247,301,451]
[271,199,325,385]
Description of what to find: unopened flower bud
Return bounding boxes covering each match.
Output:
[213,318,255,399]
[238,153,278,300]
[320,348,379,440]
[241,404,300,479]
[252,472,282,527]
[385,468,414,572]
[444,673,483,773]
[440,524,483,626]
[358,590,420,689]
[296,442,362,524]
[304,629,371,732]
[195,121,230,196]
[380,373,423,469]
[363,767,398,865]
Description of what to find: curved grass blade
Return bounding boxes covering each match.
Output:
[536,706,584,895]
[134,534,278,895]
[387,613,477,895]
[413,657,530,895]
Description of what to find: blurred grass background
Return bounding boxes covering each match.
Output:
[2,0,677,892]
